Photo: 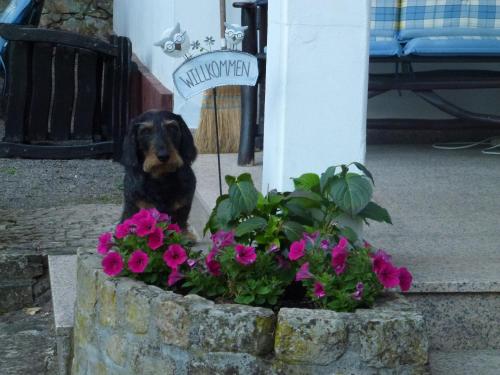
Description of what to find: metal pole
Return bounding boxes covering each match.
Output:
[212,87,223,196]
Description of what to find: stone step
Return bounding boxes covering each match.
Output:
[430,350,500,375]
[0,253,49,313]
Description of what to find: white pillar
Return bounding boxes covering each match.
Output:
[262,0,370,192]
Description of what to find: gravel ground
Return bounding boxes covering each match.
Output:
[0,158,124,209]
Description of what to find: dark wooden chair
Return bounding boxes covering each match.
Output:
[0,24,131,160]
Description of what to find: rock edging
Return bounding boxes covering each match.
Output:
[72,250,429,374]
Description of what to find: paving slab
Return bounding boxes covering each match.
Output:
[430,350,500,375]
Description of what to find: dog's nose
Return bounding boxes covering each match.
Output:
[157,152,170,162]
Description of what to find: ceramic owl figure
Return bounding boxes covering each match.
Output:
[154,23,190,58]
[224,23,247,49]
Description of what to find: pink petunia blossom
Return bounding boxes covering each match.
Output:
[148,208,170,223]
[314,282,326,298]
[167,223,181,233]
[163,244,187,270]
[371,249,392,274]
[295,262,312,281]
[132,209,157,237]
[147,226,165,250]
[352,282,364,301]
[211,230,235,249]
[398,267,413,292]
[97,232,113,254]
[102,251,124,276]
[206,257,221,276]
[167,269,184,286]
[267,243,280,253]
[235,244,257,266]
[276,255,290,269]
[376,262,400,288]
[320,239,330,250]
[115,220,134,239]
[128,250,149,273]
[303,231,320,244]
[331,237,349,275]
[288,239,306,261]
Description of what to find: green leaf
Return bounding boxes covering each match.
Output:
[225,175,236,186]
[229,180,259,216]
[235,217,268,236]
[204,194,230,235]
[282,221,305,242]
[320,166,337,192]
[352,162,375,185]
[329,174,373,216]
[358,202,392,224]
[237,173,254,183]
[257,286,272,295]
[216,199,232,225]
[293,173,320,192]
[234,295,255,305]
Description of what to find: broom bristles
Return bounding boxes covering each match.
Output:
[195,86,241,153]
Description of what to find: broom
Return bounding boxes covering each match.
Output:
[194,0,241,154]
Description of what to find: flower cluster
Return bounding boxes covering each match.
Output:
[97,208,194,287]
[284,232,412,311]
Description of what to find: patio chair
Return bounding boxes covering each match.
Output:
[0,24,132,160]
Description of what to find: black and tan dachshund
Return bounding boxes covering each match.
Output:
[120,110,197,230]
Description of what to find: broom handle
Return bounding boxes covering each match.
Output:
[220,0,227,49]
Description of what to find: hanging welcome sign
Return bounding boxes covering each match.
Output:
[173,51,258,99]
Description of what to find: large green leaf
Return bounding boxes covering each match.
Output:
[286,190,322,208]
[358,202,392,224]
[229,179,259,216]
[329,174,373,216]
[293,173,320,192]
[352,162,375,185]
[235,217,268,237]
[216,199,233,225]
[282,221,305,242]
[204,194,229,235]
[320,166,337,193]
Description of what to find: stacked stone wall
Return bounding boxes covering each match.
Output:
[73,250,429,375]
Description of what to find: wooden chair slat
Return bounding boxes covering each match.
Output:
[73,50,98,140]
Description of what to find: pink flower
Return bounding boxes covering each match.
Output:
[295,262,312,281]
[163,244,187,269]
[235,244,257,265]
[303,231,320,244]
[371,249,392,274]
[148,208,170,222]
[331,237,349,275]
[352,282,364,301]
[398,267,413,292]
[167,223,181,233]
[267,243,280,253]
[206,259,221,276]
[211,230,235,249]
[127,250,149,273]
[288,239,306,261]
[314,282,326,298]
[276,255,290,269]
[376,262,400,288]
[97,232,113,254]
[115,220,134,239]
[102,251,124,277]
[147,226,164,250]
[320,239,330,250]
[167,269,184,286]
[132,209,157,237]
[187,259,197,268]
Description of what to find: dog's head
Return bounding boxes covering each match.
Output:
[121,110,197,177]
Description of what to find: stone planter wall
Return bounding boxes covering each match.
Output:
[40,0,113,39]
[73,251,429,375]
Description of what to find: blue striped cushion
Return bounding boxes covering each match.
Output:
[371,0,401,37]
[403,35,500,55]
[370,36,402,56]
[400,0,500,40]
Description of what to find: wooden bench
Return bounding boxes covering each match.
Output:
[0,24,131,160]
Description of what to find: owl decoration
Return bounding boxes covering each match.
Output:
[154,22,190,58]
[224,23,248,50]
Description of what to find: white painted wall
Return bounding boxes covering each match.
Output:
[262,0,370,192]
[113,0,241,128]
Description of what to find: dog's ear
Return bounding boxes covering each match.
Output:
[176,114,197,165]
[121,120,139,168]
